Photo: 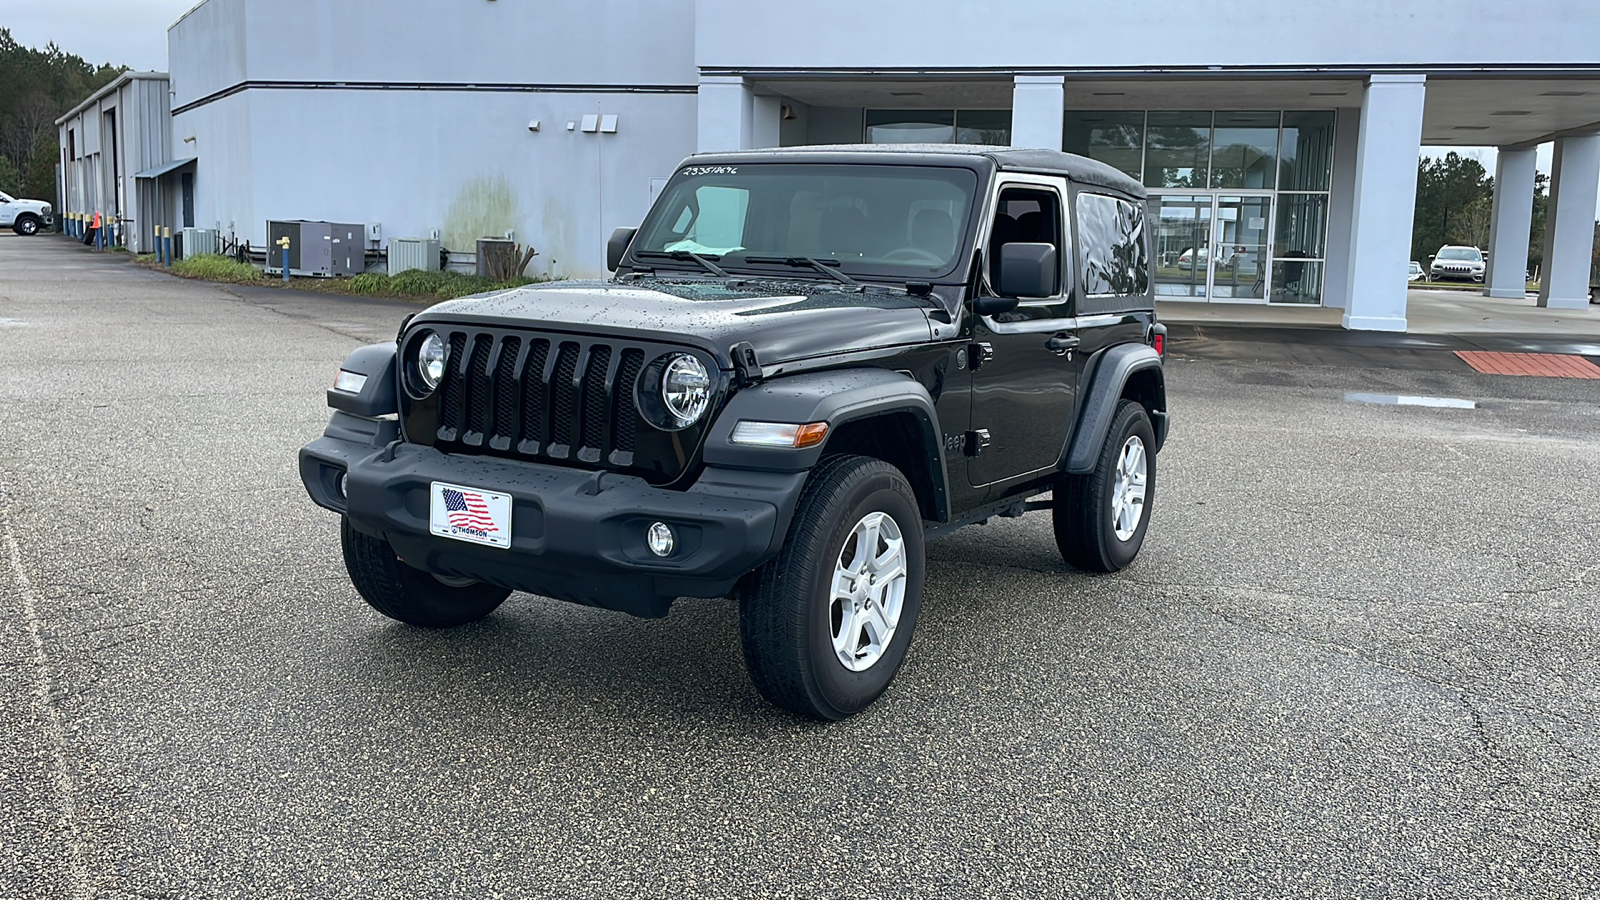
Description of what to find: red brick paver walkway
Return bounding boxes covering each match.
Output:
[1454,351,1600,379]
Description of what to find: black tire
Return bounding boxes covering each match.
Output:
[1055,400,1156,573]
[13,215,40,236]
[739,455,925,721]
[340,518,510,627]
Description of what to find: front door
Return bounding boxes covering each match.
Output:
[968,178,1079,488]
[1209,194,1271,301]
[1152,195,1212,298]
[1152,193,1273,301]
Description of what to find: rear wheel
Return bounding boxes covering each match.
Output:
[1055,400,1156,572]
[739,455,925,721]
[340,519,510,627]
[13,214,40,236]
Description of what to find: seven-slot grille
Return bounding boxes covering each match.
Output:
[430,329,650,469]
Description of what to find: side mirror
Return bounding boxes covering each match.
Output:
[607,227,638,271]
[998,242,1057,298]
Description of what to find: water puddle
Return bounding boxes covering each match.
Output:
[1344,392,1476,409]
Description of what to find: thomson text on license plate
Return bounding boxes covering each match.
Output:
[429,482,513,548]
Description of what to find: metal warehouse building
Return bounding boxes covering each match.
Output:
[57,0,1600,330]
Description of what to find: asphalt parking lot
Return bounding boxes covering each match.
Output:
[2,233,1598,898]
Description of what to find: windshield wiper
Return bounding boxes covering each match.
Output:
[744,256,859,287]
[633,250,728,277]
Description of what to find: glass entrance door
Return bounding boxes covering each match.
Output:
[1211,194,1271,301]
[1153,193,1272,301]
[1153,195,1211,298]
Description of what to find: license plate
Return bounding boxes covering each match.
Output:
[429,482,513,549]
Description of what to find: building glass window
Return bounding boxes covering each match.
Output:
[866,109,956,143]
[1063,111,1144,180]
[956,110,1011,145]
[1279,110,1336,191]
[1210,111,1279,189]
[1144,111,1212,189]
[866,110,1009,145]
[1273,193,1329,261]
[1271,259,1323,304]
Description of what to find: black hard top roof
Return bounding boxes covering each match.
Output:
[683,144,1146,198]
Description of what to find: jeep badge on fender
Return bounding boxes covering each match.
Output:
[300,145,1169,721]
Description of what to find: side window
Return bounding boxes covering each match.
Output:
[986,185,1066,299]
[1077,193,1150,307]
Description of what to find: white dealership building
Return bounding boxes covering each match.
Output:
[56,0,1600,330]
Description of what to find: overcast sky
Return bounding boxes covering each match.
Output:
[1,0,1582,202]
[3,0,198,71]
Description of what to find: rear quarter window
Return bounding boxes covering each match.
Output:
[1076,192,1151,314]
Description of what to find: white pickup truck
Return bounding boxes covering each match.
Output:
[0,190,54,236]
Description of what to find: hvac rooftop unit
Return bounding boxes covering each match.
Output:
[388,237,442,275]
[265,220,365,277]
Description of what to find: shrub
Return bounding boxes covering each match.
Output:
[385,268,538,300]
[171,254,262,284]
[349,272,392,295]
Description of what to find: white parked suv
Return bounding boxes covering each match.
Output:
[0,190,54,236]
[1429,245,1485,283]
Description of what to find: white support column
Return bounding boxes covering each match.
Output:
[1011,76,1065,151]
[1537,133,1600,309]
[751,94,781,150]
[1484,146,1538,299]
[697,75,753,152]
[1341,74,1426,332]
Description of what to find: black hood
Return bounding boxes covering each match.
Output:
[414,279,936,369]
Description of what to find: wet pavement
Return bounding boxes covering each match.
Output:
[3,233,1598,898]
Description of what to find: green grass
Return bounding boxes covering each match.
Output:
[148,255,543,301]
[170,254,263,284]
[354,269,538,300]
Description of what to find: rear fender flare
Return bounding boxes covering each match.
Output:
[1063,344,1165,474]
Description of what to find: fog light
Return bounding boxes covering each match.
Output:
[646,522,675,557]
[338,471,349,498]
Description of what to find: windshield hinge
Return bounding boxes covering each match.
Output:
[731,341,763,385]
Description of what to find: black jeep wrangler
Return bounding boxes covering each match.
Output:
[300,145,1168,720]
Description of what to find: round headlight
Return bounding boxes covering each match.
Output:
[416,331,447,393]
[660,354,710,428]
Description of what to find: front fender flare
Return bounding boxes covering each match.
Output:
[327,342,398,418]
[703,368,950,521]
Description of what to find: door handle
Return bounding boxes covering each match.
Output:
[1045,335,1079,356]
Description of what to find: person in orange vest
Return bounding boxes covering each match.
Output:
[83,210,102,246]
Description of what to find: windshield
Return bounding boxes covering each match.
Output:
[1437,247,1481,261]
[633,164,979,279]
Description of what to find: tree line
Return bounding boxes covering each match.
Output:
[0,28,124,201]
[1411,151,1564,279]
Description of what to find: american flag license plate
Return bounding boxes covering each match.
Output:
[429,482,513,549]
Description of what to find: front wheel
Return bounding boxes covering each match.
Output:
[739,455,925,721]
[340,519,510,627]
[13,215,40,236]
[1055,400,1156,572]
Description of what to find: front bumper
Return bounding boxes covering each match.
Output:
[299,412,806,617]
